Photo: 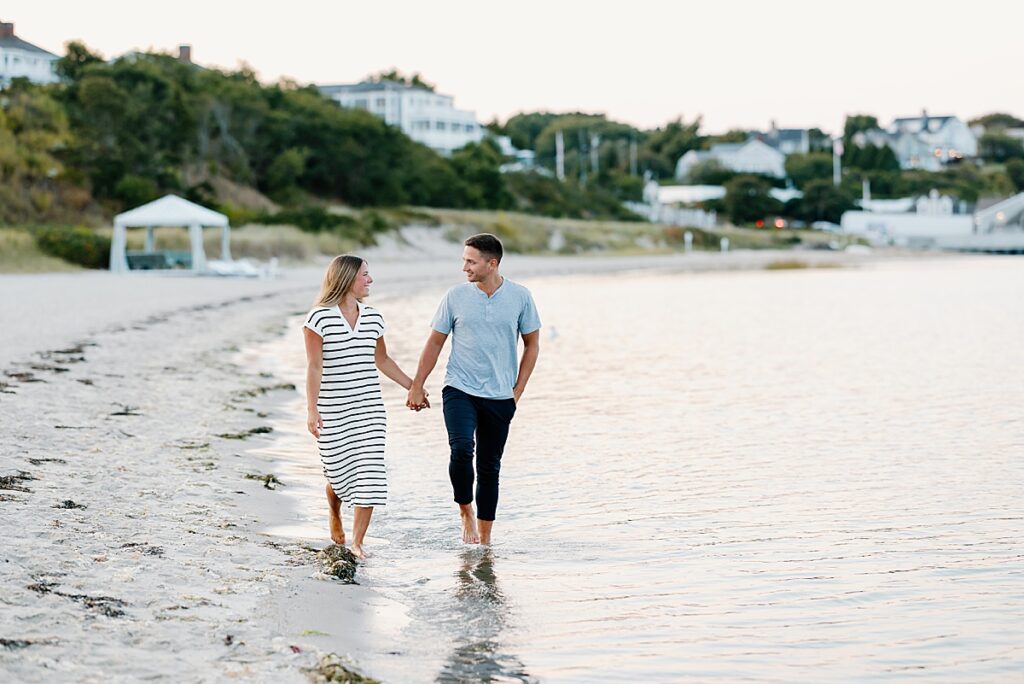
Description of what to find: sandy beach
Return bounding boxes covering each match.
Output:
[1,240,889,681]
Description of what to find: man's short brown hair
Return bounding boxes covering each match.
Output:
[464,233,503,264]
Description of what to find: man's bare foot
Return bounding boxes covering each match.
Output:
[329,512,346,545]
[350,543,367,560]
[459,504,480,544]
[478,519,493,546]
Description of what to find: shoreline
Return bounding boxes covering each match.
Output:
[0,244,907,368]
[0,248,977,681]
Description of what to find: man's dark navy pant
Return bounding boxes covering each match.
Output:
[442,386,517,521]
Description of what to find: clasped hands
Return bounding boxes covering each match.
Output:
[406,386,430,412]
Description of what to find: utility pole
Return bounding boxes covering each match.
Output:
[832,137,844,187]
[578,130,587,186]
[590,133,600,175]
[630,136,638,176]
[555,130,565,181]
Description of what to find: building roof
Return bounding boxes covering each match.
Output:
[892,114,955,125]
[709,142,745,154]
[318,80,434,95]
[760,128,807,145]
[114,195,228,228]
[710,139,779,156]
[0,34,58,58]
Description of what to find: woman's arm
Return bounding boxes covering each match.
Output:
[375,336,417,393]
[303,327,324,437]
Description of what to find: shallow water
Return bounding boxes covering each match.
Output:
[252,256,1024,682]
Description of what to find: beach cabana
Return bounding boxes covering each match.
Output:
[109,195,231,273]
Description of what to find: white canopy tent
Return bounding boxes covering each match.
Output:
[109,195,231,273]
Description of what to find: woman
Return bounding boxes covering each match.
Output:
[303,255,425,559]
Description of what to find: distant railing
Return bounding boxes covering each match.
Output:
[125,250,192,270]
[974,192,1024,233]
[624,202,717,229]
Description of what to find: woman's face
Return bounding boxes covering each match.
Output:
[350,261,373,298]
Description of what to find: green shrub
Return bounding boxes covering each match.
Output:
[256,206,350,233]
[250,206,397,247]
[34,226,111,269]
[115,175,160,207]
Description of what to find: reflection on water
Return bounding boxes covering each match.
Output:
[254,256,1024,682]
[437,549,534,684]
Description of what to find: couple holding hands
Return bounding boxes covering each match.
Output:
[303,234,540,558]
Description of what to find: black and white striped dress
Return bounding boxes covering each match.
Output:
[304,302,388,507]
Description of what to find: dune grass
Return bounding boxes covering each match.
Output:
[420,207,855,255]
[0,229,82,273]
[764,259,844,270]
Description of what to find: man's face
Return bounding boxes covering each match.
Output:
[463,246,495,282]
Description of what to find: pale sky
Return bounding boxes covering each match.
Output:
[5,0,1022,135]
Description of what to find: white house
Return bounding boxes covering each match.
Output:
[675,139,786,181]
[0,21,59,88]
[853,111,978,171]
[318,80,484,156]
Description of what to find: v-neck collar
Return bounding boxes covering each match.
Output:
[337,301,362,333]
[475,277,505,299]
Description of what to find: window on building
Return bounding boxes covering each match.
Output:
[354,99,368,109]
[375,98,386,109]
[435,121,446,131]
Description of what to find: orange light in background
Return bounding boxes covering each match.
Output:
[774,218,785,229]
[755,219,765,228]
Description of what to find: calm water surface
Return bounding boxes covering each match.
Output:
[252,256,1024,682]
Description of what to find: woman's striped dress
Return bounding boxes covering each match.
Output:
[304,302,388,507]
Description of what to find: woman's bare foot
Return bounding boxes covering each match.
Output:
[329,512,346,545]
[350,543,367,560]
[326,483,345,544]
[459,504,480,544]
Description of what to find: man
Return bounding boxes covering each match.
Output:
[407,233,540,545]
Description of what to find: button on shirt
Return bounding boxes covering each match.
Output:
[430,279,541,399]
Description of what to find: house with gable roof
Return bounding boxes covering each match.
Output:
[0,20,59,88]
[853,110,977,171]
[675,138,786,181]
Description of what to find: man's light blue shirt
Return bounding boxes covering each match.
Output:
[430,279,541,399]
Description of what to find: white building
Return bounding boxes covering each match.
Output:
[318,80,484,156]
[853,111,978,171]
[841,190,973,244]
[675,139,786,181]
[0,21,59,88]
[646,182,801,206]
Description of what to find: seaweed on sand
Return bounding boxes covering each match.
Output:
[244,473,283,489]
[305,653,379,683]
[0,471,35,492]
[217,426,273,440]
[27,582,128,618]
[317,545,359,584]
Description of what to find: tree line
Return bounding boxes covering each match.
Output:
[3,42,1022,229]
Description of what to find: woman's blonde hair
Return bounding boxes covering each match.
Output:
[315,255,365,307]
